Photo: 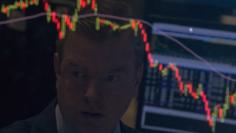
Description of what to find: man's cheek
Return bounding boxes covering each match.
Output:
[62,79,83,94]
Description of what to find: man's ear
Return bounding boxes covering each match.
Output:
[133,64,144,97]
[54,53,61,79]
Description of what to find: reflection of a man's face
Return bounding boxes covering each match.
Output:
[54,30,143,133]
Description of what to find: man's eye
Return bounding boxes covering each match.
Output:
[72,71,88,79]
[105,74,119,82]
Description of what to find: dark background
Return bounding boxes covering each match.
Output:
[0,1,57,127]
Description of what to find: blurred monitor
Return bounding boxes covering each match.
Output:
[137,0,236,133]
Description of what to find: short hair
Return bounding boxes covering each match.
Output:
[55,0,146,67]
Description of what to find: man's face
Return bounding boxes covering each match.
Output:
[54,31,143,133]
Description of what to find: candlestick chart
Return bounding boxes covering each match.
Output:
[1,0,236,132]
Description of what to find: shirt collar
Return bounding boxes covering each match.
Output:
[55,105,121,133]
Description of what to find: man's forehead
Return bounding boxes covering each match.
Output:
[64,30,135,52]
[64,30,134,64]
[64,60,129,72]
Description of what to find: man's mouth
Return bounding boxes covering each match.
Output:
[81,111,103,118]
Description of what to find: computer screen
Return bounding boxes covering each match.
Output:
[137,0,236,133]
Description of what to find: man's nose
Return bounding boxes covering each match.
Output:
[84,80,100,101]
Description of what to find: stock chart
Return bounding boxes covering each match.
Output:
[1,0,236,133]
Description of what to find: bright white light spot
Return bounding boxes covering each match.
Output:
[189,28,193,32]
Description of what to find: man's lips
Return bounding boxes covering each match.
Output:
[81,111,104,118]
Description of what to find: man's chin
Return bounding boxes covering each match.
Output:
[74,127,111,133]
[68,116,115,133]
[69,120,108,133]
